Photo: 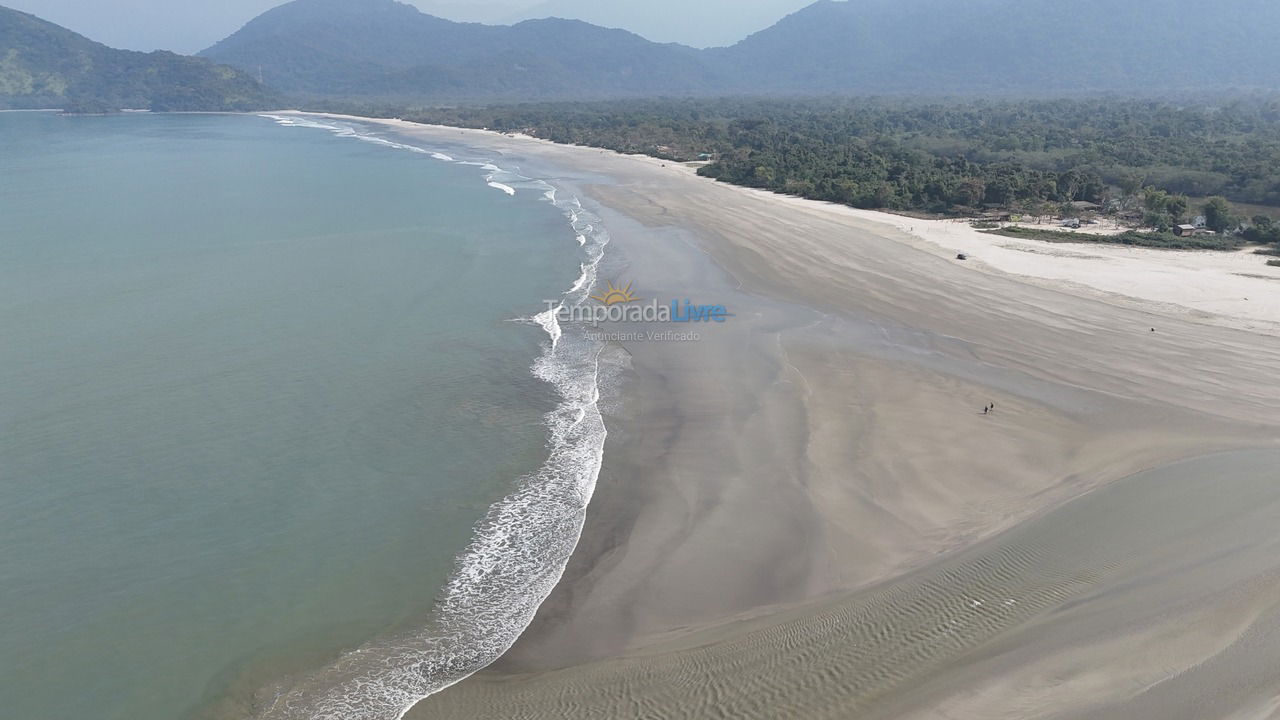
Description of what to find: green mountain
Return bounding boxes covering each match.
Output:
[713,0,1280,94]
[199,0,719,100]
[202,0,1280,102]
[8,0,1278,109]
[0,4,275,112]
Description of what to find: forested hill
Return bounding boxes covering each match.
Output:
[714,0,1280,94]
[202,0,1280,101]
[199,0,717,99]
[0,5,274,112]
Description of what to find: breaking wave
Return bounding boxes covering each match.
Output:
[254,113,610,719]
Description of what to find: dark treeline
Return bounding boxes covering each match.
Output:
[328,96,1280,243]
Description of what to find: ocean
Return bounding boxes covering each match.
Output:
[0,112,607,719]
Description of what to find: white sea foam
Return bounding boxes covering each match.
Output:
[254,114,611,720]
[486,181,516,196]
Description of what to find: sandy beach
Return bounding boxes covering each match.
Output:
[290,114,1280,719]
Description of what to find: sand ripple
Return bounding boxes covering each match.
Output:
[415,450,1280,720]
[415,539,1105,718]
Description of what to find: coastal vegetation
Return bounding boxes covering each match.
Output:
[336,97,1280,251]
[0,5,274,112]
[985,226,1244,252]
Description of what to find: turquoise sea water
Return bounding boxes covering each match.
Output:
[0,113,607,719]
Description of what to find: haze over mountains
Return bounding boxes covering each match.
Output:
[717,0,1280,94]
[2,0,807,54]
[202,0,1280,100]
[5,0,1280,110]
[488,0,812,49]
[200,0,720,99]
[414,0,812,48]
[0,4,272,110]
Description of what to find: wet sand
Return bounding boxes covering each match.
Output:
[420,450,1280,720]
[288,114,1280,719]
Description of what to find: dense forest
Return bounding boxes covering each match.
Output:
[328,97,1280,249]
[0,5,275,112]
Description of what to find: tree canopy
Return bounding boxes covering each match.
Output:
[341,97,1280,222]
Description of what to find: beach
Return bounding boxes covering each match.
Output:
[295,114,1280,719]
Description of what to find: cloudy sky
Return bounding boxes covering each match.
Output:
[6,0,814,54]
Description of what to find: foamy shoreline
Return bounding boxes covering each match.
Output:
[244,113,616,719]
[278,111,1280,720]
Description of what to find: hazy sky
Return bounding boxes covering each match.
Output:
[6,0,814,54]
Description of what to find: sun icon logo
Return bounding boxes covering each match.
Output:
[591,280,640,306]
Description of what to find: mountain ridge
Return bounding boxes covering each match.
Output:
[0,4,275,111]
[715,0,1280,93]
[199,0,1280,101]
[8,0,1280,108]
[200,0,717,100]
